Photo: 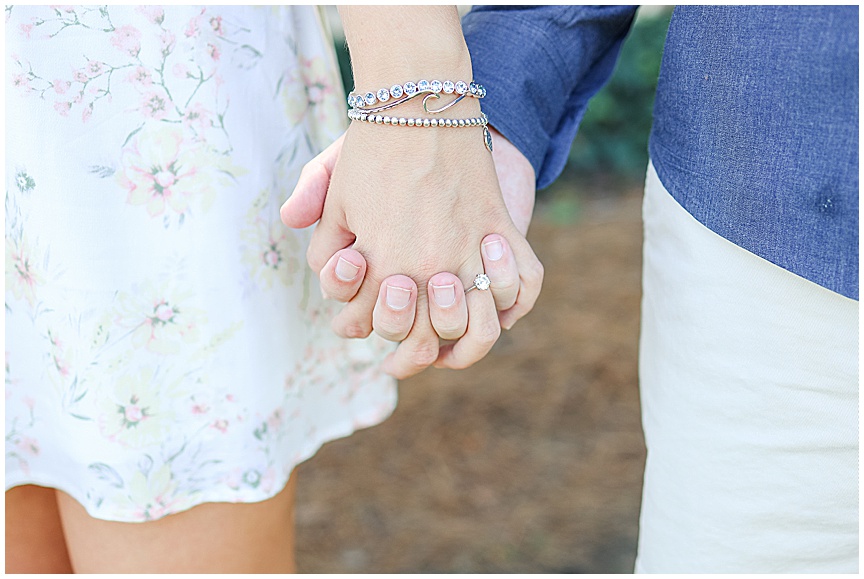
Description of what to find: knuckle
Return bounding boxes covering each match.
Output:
[499,307,524,331]
[374,306,413,338]
[328,288,352,303]
[434,320,466,339]
[391,366,418,380]
[375,320,408,341]
[491,276,517,295]
[523,258,544,289]
[408,340,439,368]
[506,303,528,321]
[306,246,323,273]
[319,273,339,294]
[338,320,371,339]
[494,294,518,312]
[300,159,322,179]
[444,355,475,371]
[298,162,313,179]
[474,318,501,348]
[411,256,444,283]
[531,259,545,283]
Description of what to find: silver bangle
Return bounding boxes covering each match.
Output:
[347,110,493,152]
[348,80,486,114]
[348,110,487,128]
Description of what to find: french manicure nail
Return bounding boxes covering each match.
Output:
[335,257,360,281]
[483,239,504,261]
[431,283,456,307]
[386,285,411,310]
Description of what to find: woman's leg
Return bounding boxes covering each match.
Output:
[56,473,298,573]
[6,485,74,574]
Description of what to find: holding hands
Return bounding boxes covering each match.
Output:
[280,7,543,379]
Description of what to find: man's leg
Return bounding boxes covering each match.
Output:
[635,163,858,573]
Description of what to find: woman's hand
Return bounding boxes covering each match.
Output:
[282,126,542,378]
[281,6,542,379]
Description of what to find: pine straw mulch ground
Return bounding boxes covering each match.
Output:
[295,187,646,573]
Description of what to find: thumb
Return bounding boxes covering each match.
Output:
[280,133,345,229]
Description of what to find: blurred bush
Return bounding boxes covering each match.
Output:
[334,40,353,114]
[567,7,672,184]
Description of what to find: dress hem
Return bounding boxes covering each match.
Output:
[5,397,398,523]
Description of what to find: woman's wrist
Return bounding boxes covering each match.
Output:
[340,6,484,142]
[339,6,473,89]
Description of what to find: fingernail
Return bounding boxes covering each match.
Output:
[385,285,411,310]
[335,257,360,281]
[483,239,504,261]
[431,283,456,308]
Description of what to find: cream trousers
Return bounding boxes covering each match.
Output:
[635,163,858,573]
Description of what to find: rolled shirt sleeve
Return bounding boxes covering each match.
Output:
[462,5,637,189]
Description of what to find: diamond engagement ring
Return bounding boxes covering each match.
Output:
[465,273,491,293]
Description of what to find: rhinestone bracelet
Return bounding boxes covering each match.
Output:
[347,110,493,152]
[347,80,486,115]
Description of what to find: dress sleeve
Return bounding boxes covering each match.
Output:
[462,5,638,189]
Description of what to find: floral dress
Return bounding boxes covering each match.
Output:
[5,5,396,522]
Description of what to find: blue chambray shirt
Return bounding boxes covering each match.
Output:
[463,5,859,300]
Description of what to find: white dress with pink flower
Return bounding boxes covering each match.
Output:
[6,5,397,522]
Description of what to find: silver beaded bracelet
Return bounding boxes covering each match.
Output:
[348,80,486,115]
[347,110,493,152]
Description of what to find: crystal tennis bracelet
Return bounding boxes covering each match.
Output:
[347,110,493,152]
[347,80,486,114]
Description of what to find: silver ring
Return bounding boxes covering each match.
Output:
[465,273,491,293]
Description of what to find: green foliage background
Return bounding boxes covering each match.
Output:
[567,8,672,183]
[334,7,672,188]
